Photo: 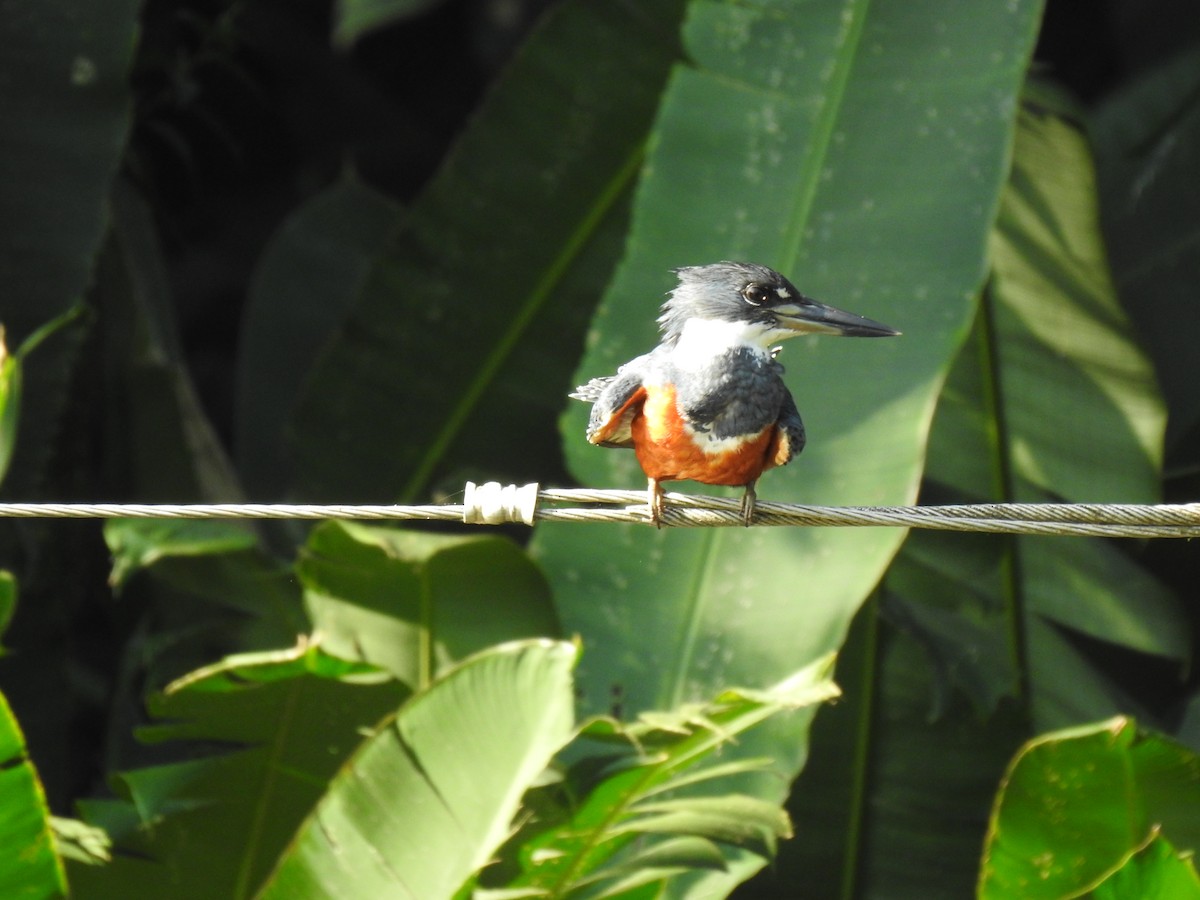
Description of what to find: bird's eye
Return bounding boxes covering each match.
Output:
[742,283,770,306]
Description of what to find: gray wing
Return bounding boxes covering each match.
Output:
[569,356,652,449]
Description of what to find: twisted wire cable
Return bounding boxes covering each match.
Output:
[0,483,1197,537]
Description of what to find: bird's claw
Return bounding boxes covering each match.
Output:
[648,478,665,528]
[740,482,757,527]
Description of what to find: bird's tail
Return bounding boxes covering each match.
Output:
[568,376,614,403]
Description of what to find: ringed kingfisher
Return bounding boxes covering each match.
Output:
[570,261,899,526]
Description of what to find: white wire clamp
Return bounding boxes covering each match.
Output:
[462,481,540,526]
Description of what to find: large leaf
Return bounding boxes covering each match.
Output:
[70,644,408,900]
[533,3,1043,892]
[298,521,561,688]
[891,92,1180,726]
[979,717,1200,899]
[539,0,1041,707]
[490,654,838,897]
[0,688,67,899]
[288,0,687,502]
[258,639,577,899]
[780,90,1182,898]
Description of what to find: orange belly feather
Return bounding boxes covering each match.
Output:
[630,383,780,487]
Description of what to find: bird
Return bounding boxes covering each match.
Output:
[569,262,899,526]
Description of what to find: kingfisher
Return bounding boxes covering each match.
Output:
[570,261,899,526]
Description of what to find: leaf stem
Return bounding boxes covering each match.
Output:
[977,280,1029,704]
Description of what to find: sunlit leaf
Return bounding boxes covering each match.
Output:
[299,521,561,688]
[0,689,67,899]
[70,644,407,900]
[890,90,1181,722]
[50,816,111,867]
[258,639,577,900]
[979,717,1200,899]
[1091,833,1200,900]
[491,655,837,897]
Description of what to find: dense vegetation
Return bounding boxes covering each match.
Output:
[2,0,1198,896]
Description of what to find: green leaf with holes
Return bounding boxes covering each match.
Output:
[979,717,1200,899]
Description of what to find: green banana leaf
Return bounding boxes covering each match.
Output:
[488,654,837,897]
[298,521,561,689]
[893,94,1180,728]
[284,0,687,502]
[0,687,66,899]
[257,639,577,899]
[533,2,1043,892]
[776,91,1182,897]
[979,717,1200,899]
[80,525,563,897]
[70,645,408,900]
[1090,835,1200,900]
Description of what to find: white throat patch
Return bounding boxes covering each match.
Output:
[670,318,781,370]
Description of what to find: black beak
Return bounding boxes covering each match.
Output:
[774,298,900,337]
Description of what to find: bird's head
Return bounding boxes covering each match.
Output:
[658,261,899,351]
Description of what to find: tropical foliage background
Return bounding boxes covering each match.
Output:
[1,0,1199,896]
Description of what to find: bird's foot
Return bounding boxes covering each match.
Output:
[648,478,665,528]
[740,482,758,527]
